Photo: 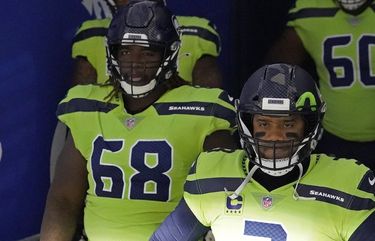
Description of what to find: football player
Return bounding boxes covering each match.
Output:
[151,63,375,241]
[40,2,236,240]
[264,0,375,170]
[72,0,223,87]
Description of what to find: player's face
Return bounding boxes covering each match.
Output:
[116,45,162,86]
[252,114,305,159]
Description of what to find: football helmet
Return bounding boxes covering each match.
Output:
[236,64,326,176]
[106,1,180,97]
[335,0,373,15]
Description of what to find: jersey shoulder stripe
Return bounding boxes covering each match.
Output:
[288,7,339,21]
[177,16,221,53]
[73,27,108,44]
[295,183,375,210]
[57,98,117,116]
[57,85,117,116]
[358,170,375,194]
[185,177,243,195]
[157,86,235,126]
[72,19,110,44]
[180,26,220,52]
[153,102,235,127]
[177,16,219,35]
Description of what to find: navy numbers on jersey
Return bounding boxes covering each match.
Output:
[244,220,287,241]
[323,35,375,87]
[91,136,172,201]
[130,140,172,201]
[92,136,124,198]
[359,36,375,86]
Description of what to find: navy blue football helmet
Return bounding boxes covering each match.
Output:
[106,0,180,97]
[236,64,326,176]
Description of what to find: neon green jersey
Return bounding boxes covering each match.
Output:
[184,150,375,241]
[71,16,221,83]
[72,19,110,84]
[57,84,235,241]
[287,0,375,141]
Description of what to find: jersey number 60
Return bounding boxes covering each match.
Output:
[323,35,375,87]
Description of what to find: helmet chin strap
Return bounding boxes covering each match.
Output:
[120,79,157,98]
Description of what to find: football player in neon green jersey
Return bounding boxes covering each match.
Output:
[72,0,222,87]
[40,2,237,241]
[264,0,375,170]
[151,64,375,241]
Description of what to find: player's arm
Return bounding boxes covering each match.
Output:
[263,27,308,65]
[40,130,88,241]
[71,56,97,86]
[150,198,209,241]
[193,55,223,88]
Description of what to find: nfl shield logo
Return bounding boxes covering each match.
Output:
[125,117,136,129]
[262,196,273,209]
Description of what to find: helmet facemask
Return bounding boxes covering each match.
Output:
[236,64,326,176]
[106,1,180,98]
[237,104,323,176]
[107,41,179,98]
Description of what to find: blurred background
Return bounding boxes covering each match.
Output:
[0,0,292,240]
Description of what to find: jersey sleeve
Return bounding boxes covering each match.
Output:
[150,198,209,241]
[344,169,375,240]
[311,156,375,239]
[207,89,236,133]
[71,19,110,84]
[56,85,117,154]
[176,16,221,82]
[178,16,221,57]
[287,0,338,28]
[183,159,211,226]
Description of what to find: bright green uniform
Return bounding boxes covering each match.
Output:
[288,0,375,141]
[57,84,235,241]
[72,16,221,83]
[184,150,375,241]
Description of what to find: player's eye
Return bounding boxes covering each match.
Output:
[119,49,130,55]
